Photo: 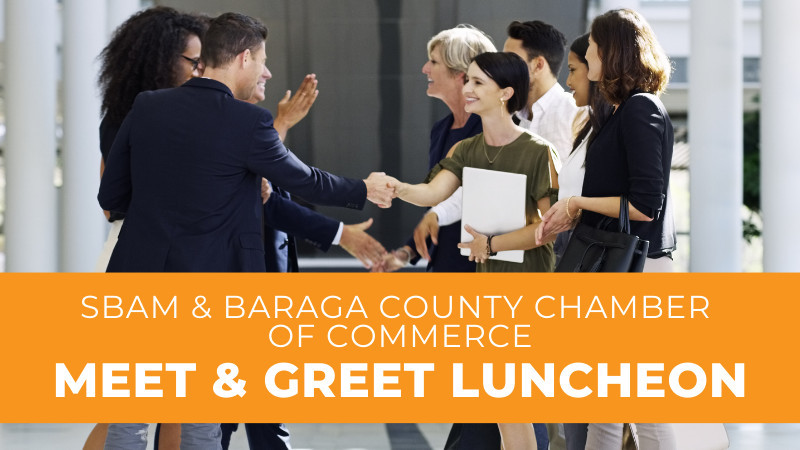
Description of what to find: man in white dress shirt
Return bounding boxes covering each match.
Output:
[502,20,577,161]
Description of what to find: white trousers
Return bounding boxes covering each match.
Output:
[94,219,123,272]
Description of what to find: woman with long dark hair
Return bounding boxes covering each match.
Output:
[537,9,676,275]
[552,32,613,263]
[538,9,678,449]
[558,33,616,450]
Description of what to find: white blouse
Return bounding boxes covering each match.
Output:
[558,127,589,201]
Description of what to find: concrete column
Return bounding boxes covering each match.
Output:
[0,0,5,41]
[689,0,743,271]
[60,0,108,271]
[4,0,59,271]
[107,0,141,37]
[761,0,800,271]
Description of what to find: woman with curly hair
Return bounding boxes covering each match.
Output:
[86,8,208,450]
[94,6,208,272]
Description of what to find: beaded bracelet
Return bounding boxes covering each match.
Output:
[566,196,582,221]
[486,235,498,257]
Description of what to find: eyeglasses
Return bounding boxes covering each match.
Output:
[180,55,201,71]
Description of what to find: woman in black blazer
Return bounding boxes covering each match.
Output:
[537,8,677,273]
[537,8,678,449]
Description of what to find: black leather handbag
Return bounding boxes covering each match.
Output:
[555,196,649,273]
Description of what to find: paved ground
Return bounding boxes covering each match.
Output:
[0,423,799,449]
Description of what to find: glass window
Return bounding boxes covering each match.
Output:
[671,57,688,84]
[668,57,760,85]
[743,57,760,83]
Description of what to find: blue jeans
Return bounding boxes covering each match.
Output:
[533,423,549,450]
[105,423,222,450]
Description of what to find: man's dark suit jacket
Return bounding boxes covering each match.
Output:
[263,185,340,272]
[98,78,365,272]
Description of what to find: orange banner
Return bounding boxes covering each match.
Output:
[0,273,796,423]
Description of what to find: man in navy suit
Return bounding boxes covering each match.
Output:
[98,12,393,274]
[212,56,387,450]
[263,169,385,272]
[100,13,394,449]
[254,75,387,272]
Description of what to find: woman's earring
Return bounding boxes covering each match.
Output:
[500,97,506,107]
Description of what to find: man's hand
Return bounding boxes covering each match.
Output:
[364,172,396,208]
[261,178,273,204]
[273,74,319,141]
[339,218,386,269]
[413,212,439,261]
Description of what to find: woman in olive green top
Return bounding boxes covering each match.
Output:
[393,51,558,273]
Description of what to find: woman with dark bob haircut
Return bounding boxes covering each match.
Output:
[537,8,678,449]
[391,50,564,279]
[391,51,559,280]
[391,52,556,450]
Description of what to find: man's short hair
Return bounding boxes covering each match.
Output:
[202,12,268,69]
[506,20,567,77]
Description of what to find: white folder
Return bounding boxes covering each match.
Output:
[460,167,527,263]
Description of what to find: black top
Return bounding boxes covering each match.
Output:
[405,113,482,272]
[428,113,483,171]
[99,116,126,222]
[581,91,676,257]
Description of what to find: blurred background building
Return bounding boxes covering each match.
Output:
[0,0,796,273]
[0,0,798,447]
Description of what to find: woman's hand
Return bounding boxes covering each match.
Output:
[261,178,273,204]
[536,197,578,245]
[273,74,319,140]
[388,178,410,200]
[371,247,413,272]
[458,224,490,264]
[413,212,439,261]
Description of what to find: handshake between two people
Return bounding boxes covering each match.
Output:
[257,172,407,271]
[362,171,403,208]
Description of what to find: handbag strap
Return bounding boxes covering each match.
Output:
[595,195,633,235]
[619,194,632,234]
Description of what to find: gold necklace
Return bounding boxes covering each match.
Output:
[483,137,509,164]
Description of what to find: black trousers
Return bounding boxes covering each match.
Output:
[444,423,549,450]
[220,423,291,450]
[154,423,291,450]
